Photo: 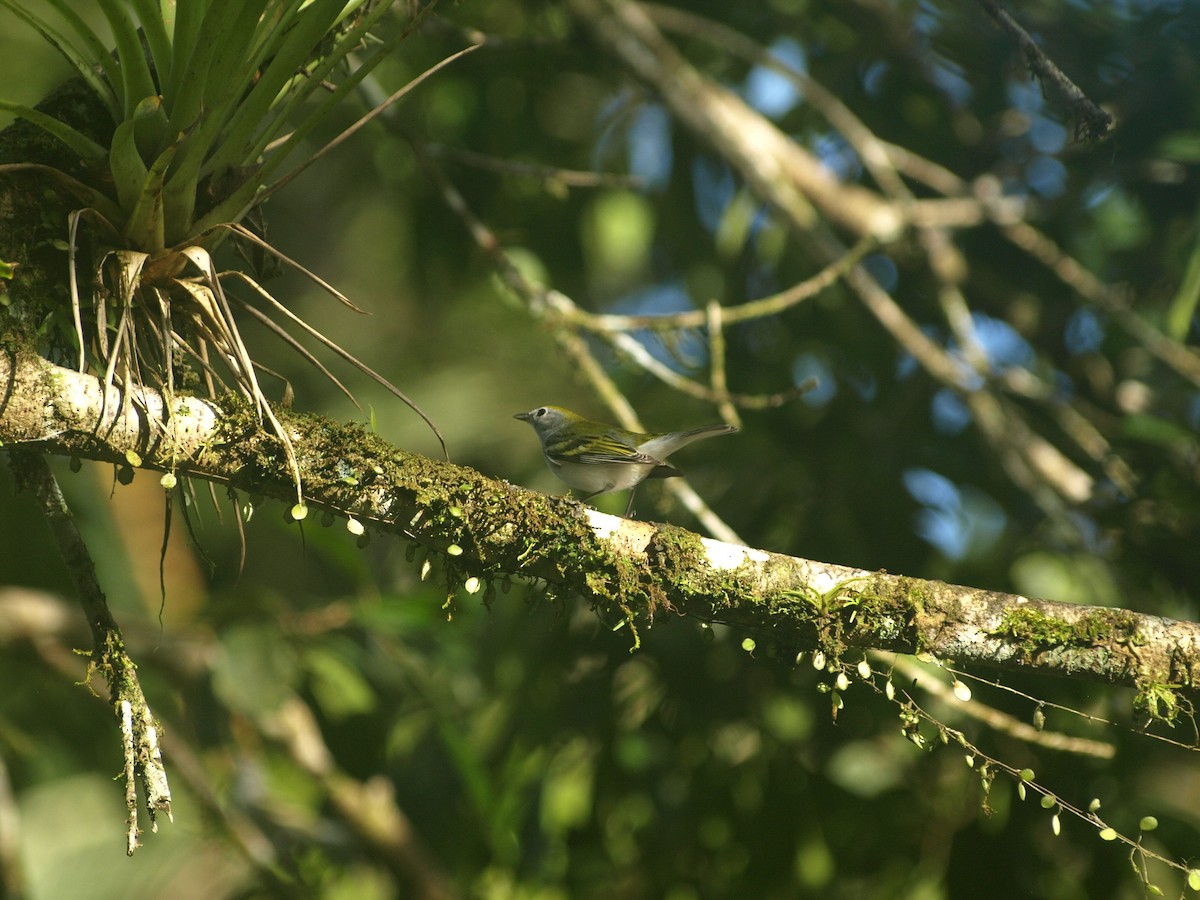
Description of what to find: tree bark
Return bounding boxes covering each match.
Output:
[3,349,1198,703]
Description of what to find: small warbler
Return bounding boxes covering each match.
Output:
[514,405,738,514]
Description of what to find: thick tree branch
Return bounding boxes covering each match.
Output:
[3,350,1198,703]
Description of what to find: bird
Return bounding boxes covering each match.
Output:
[514,405,737,515]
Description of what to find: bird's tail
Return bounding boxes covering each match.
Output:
[640,423,738,460]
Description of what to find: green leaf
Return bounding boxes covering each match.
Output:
[1120,413,1193,448]
[1159,130,1200,163]
[0,0,120,117]
[123,138,180,251]
[194,0,278,128]
[202,0,350,177]
[127,0,174,91]
[238,1,403,178]
[161,0,275,239]
[0,163,124,226]
[0,101,107,163]
[1166,221,1200,341]
[163,0,207,101]
[164,0,251,136]
[212,623,299,715]
[198,12,466,235]
[109,111,152,211]
[540,739,596,832]
[304,647,376,718]
[109,96,179,248]
[98,0,160,118]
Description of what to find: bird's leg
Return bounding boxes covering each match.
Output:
[580,480,618,506]
[623,487,638,517]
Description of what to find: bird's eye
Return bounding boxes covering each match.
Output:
[535,408,547,417]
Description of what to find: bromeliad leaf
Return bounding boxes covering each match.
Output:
[132,95,169,163]
[97,0,160,120]
[201,0,353,178]
[125,0,173,90]
[0,101,107,164]
[5,0,457,506]
[0,0,120,116]
[123,139,179,252]
[109,96,168,212]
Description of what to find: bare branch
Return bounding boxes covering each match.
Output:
[975,0,1114,141]
[569,0,904,240]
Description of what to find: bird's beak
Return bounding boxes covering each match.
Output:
[513,411,531,422]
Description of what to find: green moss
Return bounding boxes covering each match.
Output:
[997,607,1081,647]
[992,606,1141,657]
[988,607,1147,676]
[856,576,918,646]
[1132,681,1182,725]
[0,79,114,354]
[642,524,715,608]
[198,397,881,660]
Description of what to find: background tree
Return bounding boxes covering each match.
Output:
[1,1,1199,898]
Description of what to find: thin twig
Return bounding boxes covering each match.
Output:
[885,654,1116,759]
[1000,218,1200,388]
[553,237,874,333]
[262,40,483,202]
[706,300,738,426]
[975,0,1114,141]
[426,144,644,189]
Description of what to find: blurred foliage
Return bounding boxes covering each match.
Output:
[2,0,1200,897]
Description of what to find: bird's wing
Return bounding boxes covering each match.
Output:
[554,431,663,466]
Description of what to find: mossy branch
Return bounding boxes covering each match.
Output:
[5,446,171,854]
[3,350,1199,705]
